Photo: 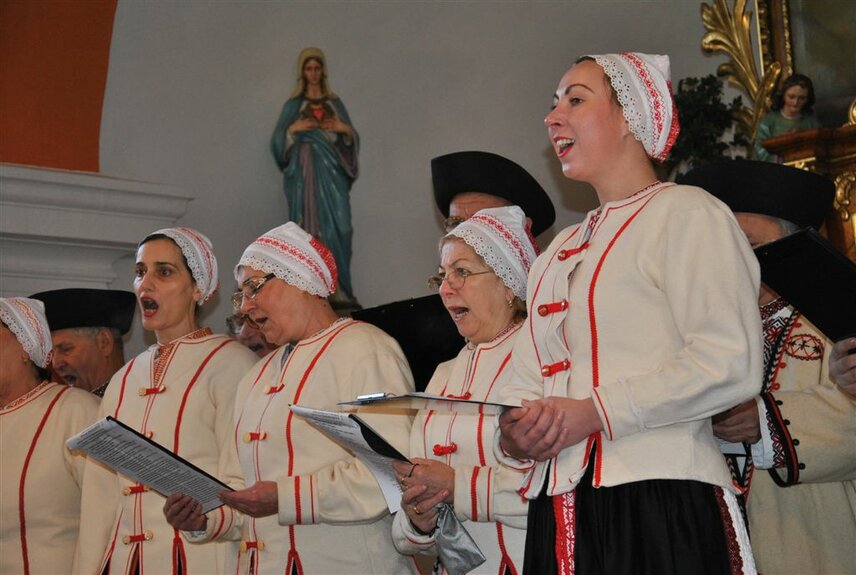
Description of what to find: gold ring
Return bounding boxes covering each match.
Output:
[413,505,422,515]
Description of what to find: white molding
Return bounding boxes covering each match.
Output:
[0,163,194,296]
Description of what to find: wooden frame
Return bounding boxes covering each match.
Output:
[701,0,856,262]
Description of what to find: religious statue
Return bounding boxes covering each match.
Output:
[754,73,821,162]
[271,47,359,307]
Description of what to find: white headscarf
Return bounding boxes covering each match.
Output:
[143,227,219,305]
[0,297,53,368]
[235,222,338,297]
[587,52,680,161]
[445,206,538,301]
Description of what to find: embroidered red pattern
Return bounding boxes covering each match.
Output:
[784,333,823,360]
[254,236,335,293]
[468,212,536,268]
[621,53,664,155]
[554,491,576,575]
[309,236,338,291]
[6,299,52,366]
[152,328,212,390]
[713,487,746,575]
[1,381,50,412]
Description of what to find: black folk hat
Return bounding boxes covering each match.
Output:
[31,288,137,334]
[677,159,835,230]
[432,151,556,236]
[352,294,464,393]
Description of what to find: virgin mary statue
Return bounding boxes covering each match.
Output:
[271,47,359,307]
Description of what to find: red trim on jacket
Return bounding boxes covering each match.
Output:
[309,475,316,524]
[172,339,234,453]
[100,508,123,574]
[495,521,518,575]
[281,320,357,566]
[470,466,481,521]
[286,321,356,475]
[113,357,136,418]
[586,192,660,484]
[234,352,279,449]
[286,525,304,575]
[172,531,187,575]
[17,384,70,575]
[294,475,302,524]
[529,227,583,370]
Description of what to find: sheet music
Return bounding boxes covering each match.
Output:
[339,391,520,415]
[289,405,408,513]
[67,417,230,514]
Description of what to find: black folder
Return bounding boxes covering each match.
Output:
[754,228,856,342]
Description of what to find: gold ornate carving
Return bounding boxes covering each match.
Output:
[769,0,793,80]
[834,172,854,222]
[784,158,815,172]
[849,98,856,126]
[701,0,781,141]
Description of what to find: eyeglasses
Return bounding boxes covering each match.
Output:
[427,268,492,291]
[443,216,466,233]
[230,273,276,310]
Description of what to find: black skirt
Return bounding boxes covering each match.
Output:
[523,461,744,575]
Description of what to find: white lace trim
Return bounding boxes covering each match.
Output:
[152,228,218,305]
[239,255,329,297]
[0,305,51,368]
[451,227,530,300]
[593,55,650,154]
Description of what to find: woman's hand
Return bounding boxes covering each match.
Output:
[712,399,761,443]
[830,338,856,399]
[288,118,318,134]
[218,481,278,518]
[499,397,602,461]
[163,493,207,531]
[393,458,454,505]
[499,400,564,461]
[399,483,447,536]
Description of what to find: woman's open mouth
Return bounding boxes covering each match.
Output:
[556,138,575,157]
[140,297,159,318]
[447,306,469,323]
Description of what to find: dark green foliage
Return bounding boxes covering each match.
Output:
[665,75,749,178]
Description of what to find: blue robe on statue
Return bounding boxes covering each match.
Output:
[271,96,359,301]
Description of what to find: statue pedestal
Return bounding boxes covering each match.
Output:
[763,125,856,262]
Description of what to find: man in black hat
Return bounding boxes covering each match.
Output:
[432,150,555,237]
[679,160,856,575]
[32,288,136,398]
[356,153,556,392]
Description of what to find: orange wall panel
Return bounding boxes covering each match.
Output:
[0,0,117,172]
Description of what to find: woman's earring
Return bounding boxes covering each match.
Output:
[507,299,514,309]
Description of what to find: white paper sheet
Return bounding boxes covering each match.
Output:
[338,391,520,415]
[67,416,230,513]
[289,405,409,513]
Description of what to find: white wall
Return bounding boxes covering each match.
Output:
[101,1,724,353]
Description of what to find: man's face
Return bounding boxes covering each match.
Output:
[446,193,513,231]
[735,212,784,305]
[51,329,106,391]
[734,212,783,249]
